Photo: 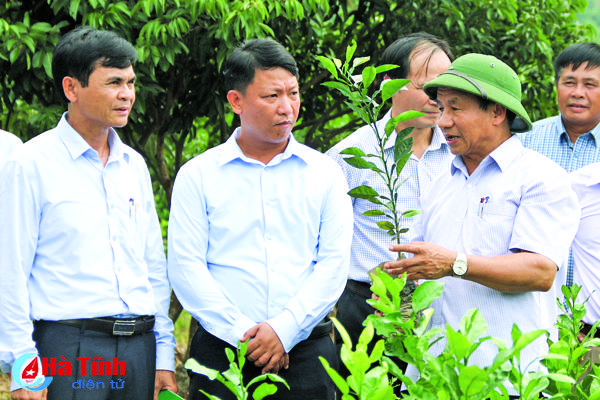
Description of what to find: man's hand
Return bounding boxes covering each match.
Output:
[11,388,47,400]
[153,370,178,400]
[384,242,455,280]
[241,322,288,374]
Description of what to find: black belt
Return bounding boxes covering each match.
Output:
[39,316,155,336]
[346,279,373,299]
[306,317,333,340]
[581,321,600,339]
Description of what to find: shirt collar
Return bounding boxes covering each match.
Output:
[558,114,600,146]
[219,127,307,166]
[451,135,522,175]
[56,112,129,163]
[487,135,522,172]
[429,125,449,152]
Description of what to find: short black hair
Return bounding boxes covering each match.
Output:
[52,26,138,103]
[554,42,600,81]
[381,32,454,81]
[223,38,298,93]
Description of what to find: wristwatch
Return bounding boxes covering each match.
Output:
[452,252,468,278]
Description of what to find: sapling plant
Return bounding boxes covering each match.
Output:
[326,273,600,399]
[185,340,289,400]
[540,285,600,399]
[317,41,425,318]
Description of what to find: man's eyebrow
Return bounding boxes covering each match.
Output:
[107,75,136,83]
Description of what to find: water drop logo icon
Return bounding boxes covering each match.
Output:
[12,353,53,391]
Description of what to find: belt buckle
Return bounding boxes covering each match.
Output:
[112,319,136,336]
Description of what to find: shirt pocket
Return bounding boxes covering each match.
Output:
[469,201,518,256]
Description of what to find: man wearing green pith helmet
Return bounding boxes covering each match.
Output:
[384,54,581,397]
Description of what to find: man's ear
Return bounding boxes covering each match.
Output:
[62,76,79,103]
[491,103,508,127]
[227,90,243,115]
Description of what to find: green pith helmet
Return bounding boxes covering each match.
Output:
[424,53,532,133]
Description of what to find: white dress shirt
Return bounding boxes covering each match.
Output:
[167,128,353,352]
[0,114,175,372]
[570,163,600,324]
[517,115,600,287]
[326,110,453,282]
[0,129,22,169]
[410,136,580,395]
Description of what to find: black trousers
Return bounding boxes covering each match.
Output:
[188,324,336,400]
[33,320,156,400]
[334,280,407,391]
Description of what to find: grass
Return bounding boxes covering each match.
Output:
[0,373,10,398]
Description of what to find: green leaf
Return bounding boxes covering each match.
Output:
[362,66,376,89]
[345,40,357,69]
[357,321,375,352]
[331,317,353,348]
[225,347,235,363]
[383,116,398,138]
[320,357,350,395]
[345,100,370,125]
[393,128,414,164]
[401,209,421,218]
[348,185,379,199]
[184,358,221,381]
[381,78,409,102]
[446,325,471,360]
[344,156,381,172]
[547,372,576,384]
[458,365,487,396]
[69,0,81,19]
[395,153,412,175]
[460,309,488,344]
[317,56,338,79]
[395,110,426,124]
[247,373,288,389]
[252,382,278,400]
[376,220,395,231]
[199,389,222,400]
[352,56,370,68]
[375,64,399,74]
[363,209,385,217]
[322,81,351,97]
[369,339,385,363]
[412,281,444,313]
[513,328,547,354]
[340,146,366,157]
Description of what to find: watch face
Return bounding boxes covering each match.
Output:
[453,260,467,276]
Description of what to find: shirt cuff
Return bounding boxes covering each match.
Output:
[10,374,20,392]
[267,310,302,353]
[155,342,176,372]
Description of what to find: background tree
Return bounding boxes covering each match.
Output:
[0,0,596,395]
[1,0,594,208]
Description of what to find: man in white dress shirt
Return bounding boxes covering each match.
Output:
[570,162,600,378]
[326,32,454,381]
[384,54,580,397]
[167,38,353,400]
[0,27,177,400]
